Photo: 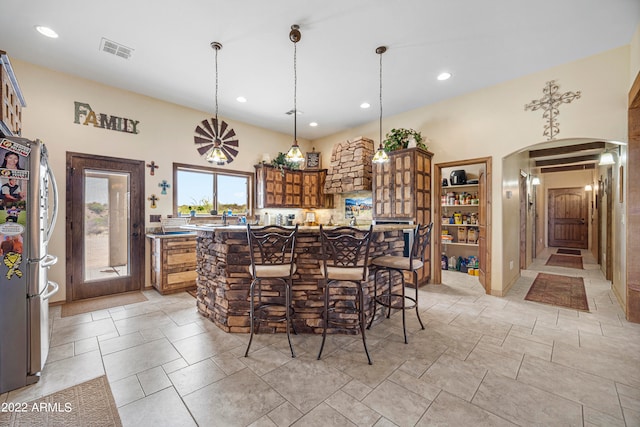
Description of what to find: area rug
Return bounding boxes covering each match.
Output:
[525,273,589,311]
[545,254,583,269]
[0,375,122,426]
[61,292,147,317]
[557,248,582,256]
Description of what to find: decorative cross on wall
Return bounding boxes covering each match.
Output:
[158,180,170,195]
[146,161,159,176]
[525,80,581,141]
[148,194,159,209]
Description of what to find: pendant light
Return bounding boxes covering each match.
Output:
[372,46,389,164]
[206,41,229,165]
[285,25,305,163]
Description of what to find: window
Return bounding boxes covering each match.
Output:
[173,163,253,217]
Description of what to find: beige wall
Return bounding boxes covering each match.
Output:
[313,46,631,295]
[13,59,309,303]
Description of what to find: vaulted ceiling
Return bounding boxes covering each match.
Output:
[0,1,638,140]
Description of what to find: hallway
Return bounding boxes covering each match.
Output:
[2,250,639,426]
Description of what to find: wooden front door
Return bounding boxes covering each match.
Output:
[548,187,588,249]
[66,153,145,301]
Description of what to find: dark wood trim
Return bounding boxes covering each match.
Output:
[172,162,254,217]
[434,156,492,294]
[541,163,595,174]
[628,70,640,323]
[66,152,145,301]
[535,154,600,167]
[630,71,640,109]
[529,141,605,158]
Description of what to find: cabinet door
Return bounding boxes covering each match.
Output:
[265,167,285,206]
[285,170,302,206]
[302,171,319,207]
[391,151,414,219]
[373,161,393,218]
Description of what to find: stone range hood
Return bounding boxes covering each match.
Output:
[324,136,374,194]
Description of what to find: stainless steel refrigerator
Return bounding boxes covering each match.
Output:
[0,136,59,393]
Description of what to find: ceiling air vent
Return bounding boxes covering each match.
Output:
[100,38,134,60]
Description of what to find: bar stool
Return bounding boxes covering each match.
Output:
[368,223,433,344]
[317,225,374,365]
[245,224,298,358]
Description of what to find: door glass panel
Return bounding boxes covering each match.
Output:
[83,170,130,281]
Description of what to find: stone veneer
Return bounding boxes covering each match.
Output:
[194,227,405,334]
[324,136,374,194]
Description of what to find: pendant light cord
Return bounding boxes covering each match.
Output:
[379,50,383,147]
[215,45,219,126]
[293,40,297,143]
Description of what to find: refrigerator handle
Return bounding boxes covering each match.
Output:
[45,161,59,244]
[42,281,59,300]
[41,254,58,268]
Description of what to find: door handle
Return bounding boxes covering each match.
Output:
[578,219,585,225]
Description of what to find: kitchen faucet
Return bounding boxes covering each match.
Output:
[349,216,358,226]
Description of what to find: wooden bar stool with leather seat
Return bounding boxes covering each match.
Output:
[367,223,433,344]
[245,224,298,358]
[317,225,374,365]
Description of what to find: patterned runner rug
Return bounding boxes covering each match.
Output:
[0,376,121,426]
[545,254,583,269]
[525,273,589,311]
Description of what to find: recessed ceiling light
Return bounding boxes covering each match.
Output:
[236,96,247,103]
[437,72,452,81]
[360,102,371,109]
[35,26,58,38]
[309,122,318,127]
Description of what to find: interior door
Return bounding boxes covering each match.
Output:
[548,187,588,249]
[66,153,145,300]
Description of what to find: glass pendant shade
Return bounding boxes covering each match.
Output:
[207,142,228,164]
[286,142,304,162]
[531,176,541,185]
[372,144,389,163]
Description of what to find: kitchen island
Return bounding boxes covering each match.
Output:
[184,224,412,334]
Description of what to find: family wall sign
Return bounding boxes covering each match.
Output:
[73,101,140,134]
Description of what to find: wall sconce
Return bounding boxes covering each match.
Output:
[599,145,621,166]
[531,176,541,186]
[584,184,593,191]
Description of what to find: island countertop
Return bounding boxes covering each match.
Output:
[182,223,413,232]
[190,225,424,334]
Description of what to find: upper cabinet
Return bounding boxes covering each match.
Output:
[255,164,332,209]
[373,147,433,224]
[0,51,26,137]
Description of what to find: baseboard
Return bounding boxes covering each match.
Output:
[611,282,627,317]
[491,273,519,297]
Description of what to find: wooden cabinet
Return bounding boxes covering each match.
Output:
[149,235,197,295]
[255,164,331,208]
[373,147,433,225]
[373,147,433,286]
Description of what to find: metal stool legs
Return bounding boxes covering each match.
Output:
[368,268,424,344]
[317,279,372,365]
[245,277,296,358]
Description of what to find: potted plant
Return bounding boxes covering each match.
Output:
[383,128,427,152]
[271,152,301,175]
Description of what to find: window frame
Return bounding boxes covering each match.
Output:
[172,162,254,218]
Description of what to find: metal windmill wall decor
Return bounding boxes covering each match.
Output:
[524,80,581,141]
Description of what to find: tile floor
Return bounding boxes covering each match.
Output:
[2,248,640,426]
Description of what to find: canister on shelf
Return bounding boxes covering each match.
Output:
[457,227,467,243]
[454,213,462,224]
